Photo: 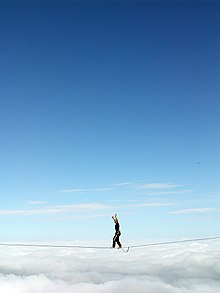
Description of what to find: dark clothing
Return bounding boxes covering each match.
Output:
[115,222,120,232]
[113,223,121,248]
[112,230,121,248]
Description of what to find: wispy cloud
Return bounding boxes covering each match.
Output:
[122,202,176,208]
[57,181,186,195]
[0,200,176,218]
[59,187,113,194]
[140,183,180,189]
[170,208,219,215]
[112,182,133,187]
[0,203,110,216]
[143,189,193,196]
[60,189,87,193]
[47,213,112,222]
[26,201,47,205]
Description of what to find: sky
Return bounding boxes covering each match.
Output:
[0,240,220,292]
[0,0,219,243]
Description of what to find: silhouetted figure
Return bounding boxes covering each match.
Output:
[112,214,122,248]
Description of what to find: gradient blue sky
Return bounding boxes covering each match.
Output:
[0,0,219,243]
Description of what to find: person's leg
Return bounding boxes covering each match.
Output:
[116,236,122,248]
[112,234,117,248]
[115,232,121,248]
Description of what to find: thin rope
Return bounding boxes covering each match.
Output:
[129,236,220,249]
[0,236,219,253]
[0,243,110,249]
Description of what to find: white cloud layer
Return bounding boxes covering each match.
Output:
[0,239,220,292]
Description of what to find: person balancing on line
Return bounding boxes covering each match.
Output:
[112,213,122,248]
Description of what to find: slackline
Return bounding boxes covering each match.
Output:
[0,236,219,253]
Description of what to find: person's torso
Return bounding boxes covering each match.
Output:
[115,222,120,231]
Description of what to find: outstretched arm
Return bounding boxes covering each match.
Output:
[112,213,118,223]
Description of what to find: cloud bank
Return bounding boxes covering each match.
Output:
[0,239,220,292]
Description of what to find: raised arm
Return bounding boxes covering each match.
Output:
[112,213,118,223]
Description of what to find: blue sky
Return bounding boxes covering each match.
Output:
[0,0,219,243]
